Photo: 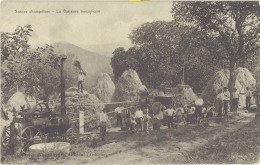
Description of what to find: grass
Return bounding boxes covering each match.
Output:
[170,117,260,164]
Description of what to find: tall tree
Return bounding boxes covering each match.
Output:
[172,1,260,102]
[1,25,73,102]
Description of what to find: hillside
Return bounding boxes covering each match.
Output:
[52,42,113,89]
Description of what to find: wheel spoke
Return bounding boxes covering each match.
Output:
[29,128,32,138]
[24,130,29,138]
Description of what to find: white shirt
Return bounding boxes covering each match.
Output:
[195,98,204,106]
[78,73,85,81]
[135,110,143,118]
[165,108,175,116]
[115,107,124,114]
[233,91,239,99]
[99,112,108,122]
[246,90,252,97]
[223,91,230,101]
[216,93,223,100]
[154,111,163,120]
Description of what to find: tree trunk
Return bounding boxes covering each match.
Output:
[228,59,238,112]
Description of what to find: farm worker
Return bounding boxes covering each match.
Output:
[143,108,151,133]
[245,87,253,110]
[99,108,109,141]
[223,87,230,115]
[232,88,239,113]
[153,108,164,130]
[206,103,214,118]
[134,106,144,132]
[175,105,185,123]
[194,94,204,122]
[164,105,175,128]
[115,107,124,127]
[216,89,224,117]
[78,70,85,93]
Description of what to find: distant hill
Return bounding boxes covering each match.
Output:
[82,42,132,57]
[52,42,113,89]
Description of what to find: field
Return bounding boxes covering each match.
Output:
[2,111,260,164]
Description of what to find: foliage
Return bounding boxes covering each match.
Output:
[111,21,223,91]
[1,25,73,102]
[172,1,260,98]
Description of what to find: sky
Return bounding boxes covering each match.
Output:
[1,1,173,52]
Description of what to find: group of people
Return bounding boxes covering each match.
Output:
[215,86,253,117]
[98,86,256,140]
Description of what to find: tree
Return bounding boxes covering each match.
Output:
[172,1,260,103]
[111,21,223,90]
[1,25,71,102]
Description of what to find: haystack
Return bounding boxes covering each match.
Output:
[111,69,147,102]
[202,67,256,107]
[65,91,110,131]
[92,73,115,103]
[6,92,37,114]
[176,84,197,106]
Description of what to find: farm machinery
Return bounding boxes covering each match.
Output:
[1,57,79,154]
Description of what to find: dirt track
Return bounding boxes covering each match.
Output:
[63,111,256,164]
[2,111,258,164]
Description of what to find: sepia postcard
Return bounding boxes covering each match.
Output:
[1,0,260,164]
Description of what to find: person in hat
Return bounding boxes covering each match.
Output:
[222,87,230,115]
[99,108,109,141]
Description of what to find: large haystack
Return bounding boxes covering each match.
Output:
[202,67,256,107]
[176,84,197,106]
[92,73,115,103]
[65,91,109,131]
[6,92,37,115]
[111,69,147,102]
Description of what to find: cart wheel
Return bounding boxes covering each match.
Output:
[1,126,11,149]
[20,126,43,153]
[65,128,79,144]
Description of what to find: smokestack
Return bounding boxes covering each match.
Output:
[60,56,67,116]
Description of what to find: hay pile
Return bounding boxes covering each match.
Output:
[64,91,109,131]
[111,69,147,102]
[182,86,197,105]
[202,67,256,107]
[92,73,115,103]
[176,84,197,106]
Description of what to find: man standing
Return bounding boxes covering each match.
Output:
[194,94,204,123]
[216,89,223,117]
[78,70,85,93]
[246,87,252,110]
[99,108,109,141]
[115,107,124,127]
[164,105,175,128]
[232,88,239,113]
[223,87,230,115]
[134,107,144,132]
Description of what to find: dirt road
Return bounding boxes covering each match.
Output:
[3,111,258,164]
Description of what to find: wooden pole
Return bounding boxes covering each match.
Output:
[79,111,84,134]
